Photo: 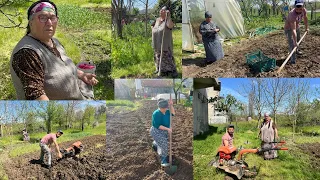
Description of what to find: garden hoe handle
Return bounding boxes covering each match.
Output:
[277,31,308,74]
[158,11,169,77]
[169,93,172,166]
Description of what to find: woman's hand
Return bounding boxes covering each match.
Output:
[81,73,99,86]
[168,99,173,106]
[78,70,99,86]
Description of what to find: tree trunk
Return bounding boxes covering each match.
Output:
[272,0,276,15]
[0,125,3,137]
[257,114,262,128]
[47,118,51,134]
[145,0,149,37]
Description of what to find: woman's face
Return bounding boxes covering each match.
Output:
[205,17,211,22]
[29,11,58,41]
[159,107,167,113]
[160,9,166,17]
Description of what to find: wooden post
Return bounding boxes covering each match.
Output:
[0,124,2,137]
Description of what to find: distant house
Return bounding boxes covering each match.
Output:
[193,78,221,136]
[135,79,173,98]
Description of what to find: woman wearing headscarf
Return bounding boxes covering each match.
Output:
[258,113,279,160]
[10,0,98,100]
[199,11,224,65]
[150,98,175,167]
[152,6,178,78]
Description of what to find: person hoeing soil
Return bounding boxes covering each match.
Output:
[150,98,175,167]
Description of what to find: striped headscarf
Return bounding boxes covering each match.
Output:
[28,2,56,20]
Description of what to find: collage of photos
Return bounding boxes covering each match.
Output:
[0,0,319,180]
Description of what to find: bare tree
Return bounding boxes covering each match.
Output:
[65,101,82,129]
[0,0,25,28]
[240,78,267,128]
[137,0,149,37]
[173,78,187,104]
[287,79,310,141]
[263,78,292,124]
[239,0,256,18]
[112,0,125,38]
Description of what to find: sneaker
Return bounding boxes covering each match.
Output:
[161,156,169,167]
[296,50,303,55]
[37,159,44,164]
[45,164,51,169]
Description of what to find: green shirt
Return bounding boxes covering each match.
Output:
[152,109,173,129]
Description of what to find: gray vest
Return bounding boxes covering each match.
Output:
[152,18,173,53]
[10,35,88,100]
[260,120,275,143]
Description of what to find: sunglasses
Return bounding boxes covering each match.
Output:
[38,15,58,23]
[295,5,302,8]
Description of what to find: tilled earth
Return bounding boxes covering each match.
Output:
[183,30,320,77]
[4,135,107,180]
[105,100,193,179]
[298,142,320,170]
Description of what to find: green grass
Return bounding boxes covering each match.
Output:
[106,100,137,107]
[5,123,106,157]
[244,15,284,32]
[58,4,110,31]
[194,121,320,180]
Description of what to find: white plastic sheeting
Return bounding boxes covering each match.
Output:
[183,0,245,51]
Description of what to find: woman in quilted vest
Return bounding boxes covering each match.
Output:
[10,0,98,100]
[259,112,279,160]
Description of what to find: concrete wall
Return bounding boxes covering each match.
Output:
[193,88,208,136]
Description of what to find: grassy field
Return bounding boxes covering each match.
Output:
[193,121,320,180]
[0,0,113,99]
[111,23,182,78]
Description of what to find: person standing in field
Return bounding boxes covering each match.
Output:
[199,11,224,66]
[152,6,178,78]
[150,98,175,167]
[38,130,63,169]
[259,113,279,160]
[284,0,309,64]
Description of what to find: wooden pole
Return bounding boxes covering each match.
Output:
[277,31,308,74]
[158,11,168,77]
[169,93,172,166]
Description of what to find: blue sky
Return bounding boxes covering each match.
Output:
[219,78,320,104]
[0,101,106,123]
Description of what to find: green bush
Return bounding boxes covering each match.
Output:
[111,22,153,69]
[88,0,111,3]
